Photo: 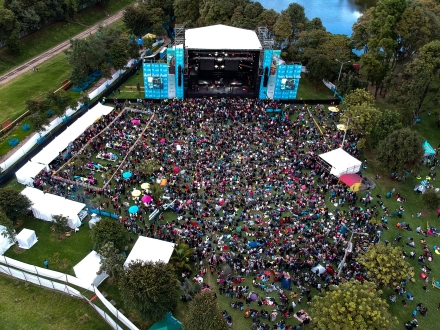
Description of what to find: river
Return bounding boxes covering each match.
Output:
[258,0,377,36]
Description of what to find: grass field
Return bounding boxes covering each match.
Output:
[0,53,71,124]
[296,74,336,100]
[0,0,135,76]
[0,273,110,330]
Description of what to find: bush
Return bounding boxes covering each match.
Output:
[422,189,440,210]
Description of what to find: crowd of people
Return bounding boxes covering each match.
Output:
[30,97,438,329]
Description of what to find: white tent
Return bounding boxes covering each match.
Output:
[73,251,108,288]
[311,264,326,275]
[16,228,38,249]
[88,214,101,229]
[185,24,262,50]
[318,148,362,178]
[124,237,175,268]
[21,187,86,228]
[0,225,14,255]
[15,161,46,186]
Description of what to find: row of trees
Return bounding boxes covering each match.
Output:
[0,0,112,54]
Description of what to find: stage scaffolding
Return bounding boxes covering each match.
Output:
[256,27,274,76]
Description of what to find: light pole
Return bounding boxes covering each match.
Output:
[337,226,369,278]
[334,59,351,97]
[341,115,360,148]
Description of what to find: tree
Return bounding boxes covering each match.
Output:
[46,89,72,117]
[91,218,129,251]
[310,280,397,330]
[273,11,293,43]
[422,189,440,210]
[343,88,375,109]
[109,41,128,71]
[174,0,201,25]
[369,109,402,147]
[306,54,334,87]
[335,73,369,97]
[182,292,228,330]
[376,128,424,174]
[98,242,126,282]
[150,184,164,204]
[198,0,237,26]
[170,242,194,272]
[358,243,413,287]
[257,9,279,32]
[0,210,16,244]
[119,261,178,322]
[340,103,381,136]
[52,214,69,239]
[0,188,32,224]
[123,3,165,36]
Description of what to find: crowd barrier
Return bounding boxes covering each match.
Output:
[0,255,139,330]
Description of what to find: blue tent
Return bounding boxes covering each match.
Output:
[149,312,181,330]
[281,278,291,290]
[423,141,435,159]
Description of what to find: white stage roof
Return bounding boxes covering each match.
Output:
[124,237,174,268]
[185,24,262,50]
[319,148,362,178]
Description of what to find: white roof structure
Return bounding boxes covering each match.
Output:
[15,161,47,186]
[21,187,86,228]
[15,228,38,249]
[185,24,262,50]
[73,251,108,288]
[319,148,362,178]
[31,103,114,168]
[124,237,175,268]
[0,225,14,255]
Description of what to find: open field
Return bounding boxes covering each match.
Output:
[0,273,110,330]
[296,74,336,100]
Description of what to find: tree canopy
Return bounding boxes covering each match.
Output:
[376,128,424,174]
[98,242,125,281]
[310,280,397,330]
[182,292,228,330]
[119,261,178,322]
[90,218,129,251]
[0,188,32,224]
[358,243,413,287]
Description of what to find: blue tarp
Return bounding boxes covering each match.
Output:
[281,278,291,290]
[423,140,435,157]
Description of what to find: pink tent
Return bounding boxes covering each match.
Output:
[142,195,152,203]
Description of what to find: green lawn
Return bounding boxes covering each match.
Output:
[0,122,36,157]
[0,0,136,76]
[116,71,145,99]
[4,216,95,276]
[0,53,71,124]
[0,273,110,330]
[296,74,337,100]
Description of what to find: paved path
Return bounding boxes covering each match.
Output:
[0,10,125,86]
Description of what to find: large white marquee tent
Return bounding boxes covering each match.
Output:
[15,161,47,186]
[124,237,175,268]
[21,187,86,228]
[73,251,108,288]
[185,24,262,50]
[0,225,14,255]
[318,148,362,178]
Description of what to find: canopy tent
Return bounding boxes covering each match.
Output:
[15,161,46,186]
[0,225,14,255]
[318,148,362,178]
[149,312,182,330]
[124,237,174,268]
[311,264,326,275]
[185,25,262,50]
[31,103,114,168]
[16,228,37,249]
[339,173,362,192]
[21,187,86,228]
[73,251,108,288]
[423,140,435,159]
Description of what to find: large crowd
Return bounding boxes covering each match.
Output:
[30,97,438,330]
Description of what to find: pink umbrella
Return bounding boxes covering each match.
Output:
[301,185,306,190]
[219,199,225,205]
[131,119,140,125]
[142,195,152,203]
[160,138,166,144]
[173,167,179,173]
[186,199,192,205]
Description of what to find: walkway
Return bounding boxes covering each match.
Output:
[0,11,125,86]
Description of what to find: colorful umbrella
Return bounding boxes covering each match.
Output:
[142,195,152,203]
[186,199,192,204]
[128,205,139,214]
[131,119,140,125]
[328,106,339,112]
[141,182,150,190]
[173,167,179,173]
[160,138,166,144]
[122,171,132,179]
[132,190,141,197]
[336,124,346,131]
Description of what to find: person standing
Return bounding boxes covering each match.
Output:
[44,259,49,269]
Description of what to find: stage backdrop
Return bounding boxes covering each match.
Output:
[143,63,169,99]
[259,50,302,100]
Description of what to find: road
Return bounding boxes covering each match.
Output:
[0,10,125,86]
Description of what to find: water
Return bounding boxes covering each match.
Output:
[258,0,377,36]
